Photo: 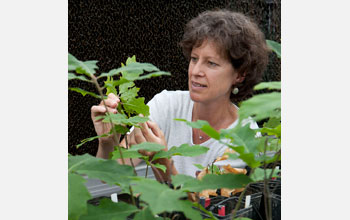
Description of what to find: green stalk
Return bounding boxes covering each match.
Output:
[125,135,137,175]
[231,168,255,219]
[91,75,125,165]
[263,138,272,220]
[129,185,136,206]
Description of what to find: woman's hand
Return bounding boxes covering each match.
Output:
[91,93,120,146]
[128,120,167,158]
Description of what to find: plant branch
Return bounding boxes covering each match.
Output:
[91,75,125,164]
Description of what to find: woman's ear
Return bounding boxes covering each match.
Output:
[233,72,246,85]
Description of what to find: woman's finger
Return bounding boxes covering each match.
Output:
[146,120,162,137]
[134,127,147,144]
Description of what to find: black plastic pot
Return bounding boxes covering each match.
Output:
[198,195,254,220]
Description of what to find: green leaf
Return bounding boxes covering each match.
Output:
[171,174,197,188]
[100,114,149,126]
[123,97,150,116]
[68,53,98,77]
[261,124,281,138]
[80,199,139,220]
[152,144,209,161]
[136,71,171,80]
[69,88,103,99]
[175,119,220,140]
[181,173,252,192]
[104,76,118,95]
[68,173,91,220]
[266,40,281,58]
[152,163,167,173]
[254,81,281,90]
[120,87,139,102]
[98,68,121,79]
[126,55,137,65]
[237,152,262,168]
[76,134,109,149]
[131,178,186,213]
[111,147,142,160]
[235,218,253,220]
[112,124,130,135]
[68,73,91,82]
[229,124,260,154]
[128,142,166,152]
[119,81,135,95]
[133,207,158,220]
[263,117,281,128]
[250,168,280,182]
[68,154,135,187]
[239,92,281,122]
[131,178,202,219]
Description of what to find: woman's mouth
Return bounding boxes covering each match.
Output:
[192,81,207,88]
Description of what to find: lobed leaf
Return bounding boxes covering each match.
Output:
[128,142,166,152]
[104,76,118,95]
[68,73,91,82]
[80,199,139,220]
[68,173,91,220]
[250,167,280,182]
[175,119,220,140]
[69,87,104,99]
[111,147,142,160]
[76,133,109,149]
[181,173,252,192]
[171,174,197,188]
[100,114,149,126]
[68,154,135,187]
[136,71,171,80]
[123,97,150,116]
[131,178,202,219]
[120,87,139,102]
[68,53,98,76]
[152,144,209,161]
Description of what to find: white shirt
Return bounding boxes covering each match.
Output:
[147,90,258,177]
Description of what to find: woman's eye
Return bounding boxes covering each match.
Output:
[190,57,198,62]
[208,61,218,67]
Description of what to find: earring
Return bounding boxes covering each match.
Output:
[232,87,239,95]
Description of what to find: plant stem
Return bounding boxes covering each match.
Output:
[150,163,165,183]
[231,168,255,219]
[91,75,125,165]
[145,165,149,178]
[129,185,136,206]
[125,135,137,175]
[263,138,272,220]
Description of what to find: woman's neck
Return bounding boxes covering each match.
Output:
[192,99,238,130]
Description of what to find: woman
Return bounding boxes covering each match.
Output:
[91,9,269,181]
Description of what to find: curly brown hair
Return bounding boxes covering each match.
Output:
[179,9,270,102]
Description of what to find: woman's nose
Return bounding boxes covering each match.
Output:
[192,62,205,76]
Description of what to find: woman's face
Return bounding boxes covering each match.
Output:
[188,39,243,104]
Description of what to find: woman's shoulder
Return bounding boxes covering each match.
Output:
[151,90,191,105]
